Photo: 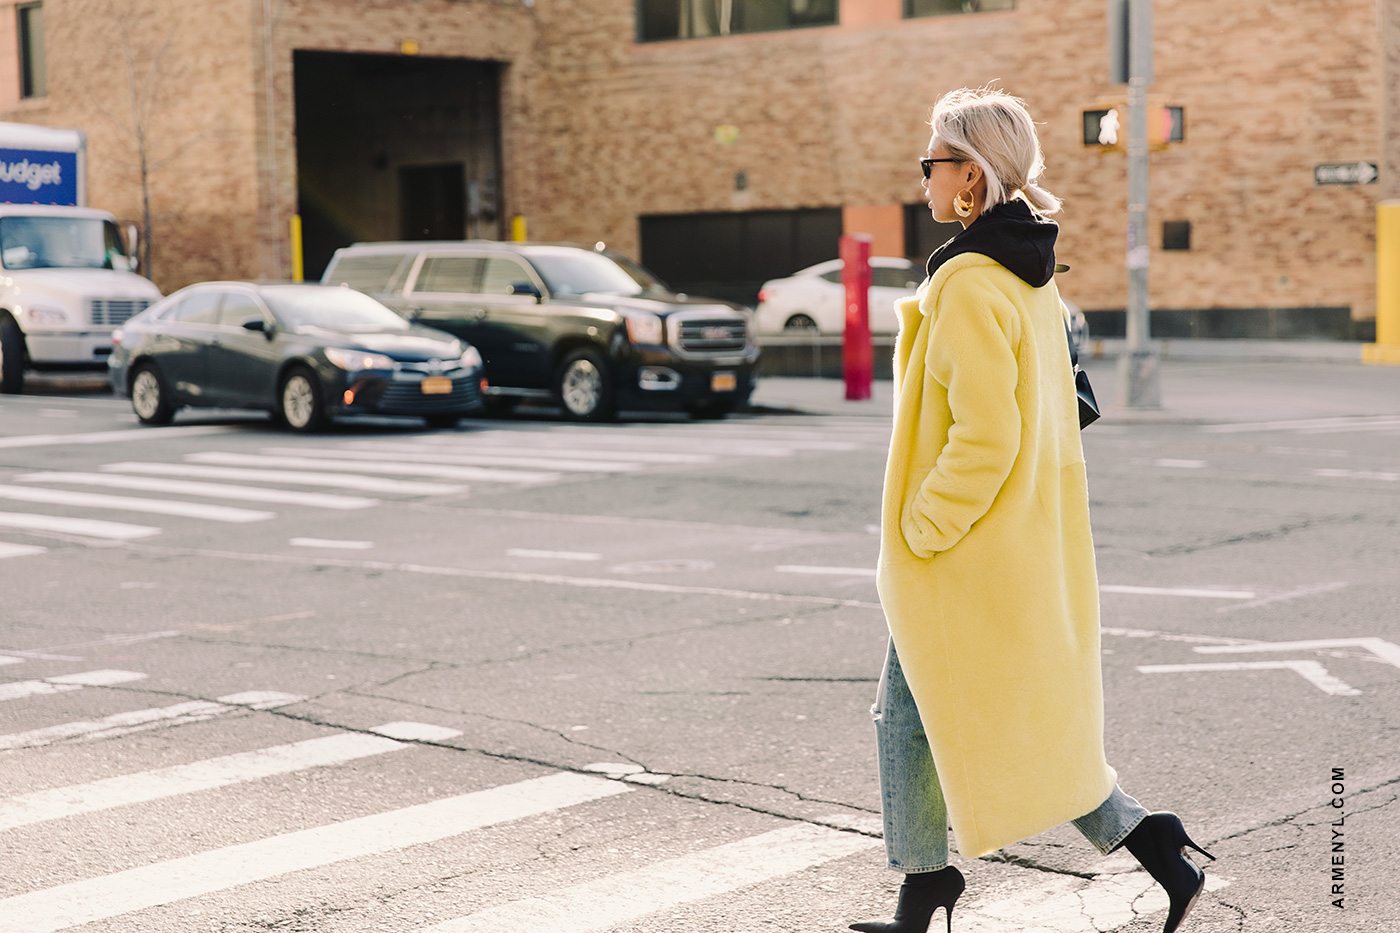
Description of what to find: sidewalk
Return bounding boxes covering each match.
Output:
[749,355,1400,425]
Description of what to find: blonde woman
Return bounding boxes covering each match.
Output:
[852,87,1213,933]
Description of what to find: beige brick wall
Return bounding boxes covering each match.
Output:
[0,0,1385,321]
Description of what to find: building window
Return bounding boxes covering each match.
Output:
[17,2,45,99]
[638,0,837,42]
[1162,220,1191,251]
[906,0,1014,20]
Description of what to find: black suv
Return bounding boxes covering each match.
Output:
[322,242,758,420]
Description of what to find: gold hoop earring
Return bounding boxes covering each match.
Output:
[954,189,975,218]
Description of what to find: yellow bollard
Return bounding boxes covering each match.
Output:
[289,214,304,283]
[1363,200,1400,364]
[510,215,527,242]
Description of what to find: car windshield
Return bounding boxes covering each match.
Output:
[0,216,130,270]
[262,286,410,331]
[527,250,648,297]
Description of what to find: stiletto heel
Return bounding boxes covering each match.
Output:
[850,865,964,933]
[1113,812,1213,933]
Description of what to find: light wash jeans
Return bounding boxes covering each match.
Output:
[873,639,1149,871]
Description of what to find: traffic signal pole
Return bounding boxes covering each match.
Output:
[1121,0,1160,407]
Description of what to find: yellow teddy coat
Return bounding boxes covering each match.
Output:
[876,247,1118,859]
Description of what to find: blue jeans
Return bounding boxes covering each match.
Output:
[873,639,1149,871]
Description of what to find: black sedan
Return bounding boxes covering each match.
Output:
[109,282,485,431]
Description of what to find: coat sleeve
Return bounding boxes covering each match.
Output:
[901,270,1022,557]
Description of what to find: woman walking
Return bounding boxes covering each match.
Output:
[852,87,1213,933]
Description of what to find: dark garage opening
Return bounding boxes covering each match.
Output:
[293,51,503,280]
[640,208,843,308]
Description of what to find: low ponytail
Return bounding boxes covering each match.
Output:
[1020,181,1062,216]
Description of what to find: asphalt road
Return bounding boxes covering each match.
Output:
[1,361,1398,933]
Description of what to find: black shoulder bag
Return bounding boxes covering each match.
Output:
[1066,322,1100,430]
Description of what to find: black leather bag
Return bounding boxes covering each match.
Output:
[1066,322,1100,430]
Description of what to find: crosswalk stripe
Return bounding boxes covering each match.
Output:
[259,446,642,473]
[15,472,378,510]
[0,723,460,832]
[0,772,630,933]
[369,440,715,464]
[0,426,229,449]
[186,451,558,484]
[0,669,146,702]
[0,691,304,751]
[0,486,275,523]
[0,511,160,540]
[0,541,47,559]
[101,461,465,496]
[423,822,878,933]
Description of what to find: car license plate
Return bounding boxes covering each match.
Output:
[421,376,453,395]
[711,371,737,392]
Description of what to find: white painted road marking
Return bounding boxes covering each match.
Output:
[0,486,275,523]
[0,541,46,559]
[1153,458,1207,469]
[0,511,160,540]
[507,548,602,561]
[1100,584,1256,600]
[0,426,229,449]
[1202,414,1400,434]
[0,691,304,751]
[17,472,378,510]
[1195,636,1400,669]
[288,538,375,550]
[369,440,715,464]
[262,445,643,473]
[0,669,146,702]
[1138,660,1360,696]
[102,461,465,496]
[776,564,877,577]
[422,822,878,933]
[1314,468,1399,481]
[0,772,630,933]
[0,723,462,832]
[186,451,558,484]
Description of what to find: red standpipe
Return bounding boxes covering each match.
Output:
[840,234,873,401]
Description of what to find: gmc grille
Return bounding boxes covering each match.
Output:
[90,298,151,327]
[677,319,747,353]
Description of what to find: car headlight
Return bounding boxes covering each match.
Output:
[26,305,70,324]
[325,347,396,371]
[624,312,665,345]
[459,345,483,370]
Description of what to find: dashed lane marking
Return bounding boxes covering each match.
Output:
[422,822,878,933]
[101,462,465,496]
[259,446,643,473]
[506,548,602,561]
[0,669,146,702]
[288,538,375,550]
[0,772,630,933]
[0,691,304,752]
[1201,415,1400,434]
[0,722,461,832]
[16,472,378,510]
[0,486,275,523]
[1099,584,1255,599]
[0,426,230,449]
[0,542,46,559]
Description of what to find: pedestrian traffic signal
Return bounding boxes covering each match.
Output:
[1082,104,1184,151]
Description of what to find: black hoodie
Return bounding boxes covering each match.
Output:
[925,198,1058,289]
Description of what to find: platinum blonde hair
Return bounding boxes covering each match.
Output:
[929,87,1062,216]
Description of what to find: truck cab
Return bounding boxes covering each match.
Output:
[0,121,162,393]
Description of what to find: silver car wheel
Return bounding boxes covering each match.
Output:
[281,373,318,429]
[560,358,603,416]
[131,369,162,421]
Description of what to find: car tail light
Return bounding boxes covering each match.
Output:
[756,289,769,305]
[343,388,356,405]
[111,328,124,346]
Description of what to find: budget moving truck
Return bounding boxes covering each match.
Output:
[0,121,160,393]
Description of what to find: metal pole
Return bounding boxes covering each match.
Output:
[1120,0,1160,406]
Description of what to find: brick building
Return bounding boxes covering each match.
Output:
[0,0,1391,337]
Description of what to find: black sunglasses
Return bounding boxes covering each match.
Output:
[920,157,962,178]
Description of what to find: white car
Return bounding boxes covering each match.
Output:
[754,257,924,335]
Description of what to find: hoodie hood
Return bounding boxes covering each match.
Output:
[925,198,1058,288]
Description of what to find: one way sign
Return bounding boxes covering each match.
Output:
[1315,161,1379,185]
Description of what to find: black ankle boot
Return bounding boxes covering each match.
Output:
[850,866,965,933]
[1114,812,1215,933]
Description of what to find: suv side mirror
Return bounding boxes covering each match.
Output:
[243,318,274,338]
[508,282,542,302]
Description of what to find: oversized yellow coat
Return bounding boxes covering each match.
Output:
[875,251,1117,859]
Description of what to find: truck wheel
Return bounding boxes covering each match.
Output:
[279,366,326,433]
[556,349,615,421]
[130,363,176,425]
[0,315,25,394]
